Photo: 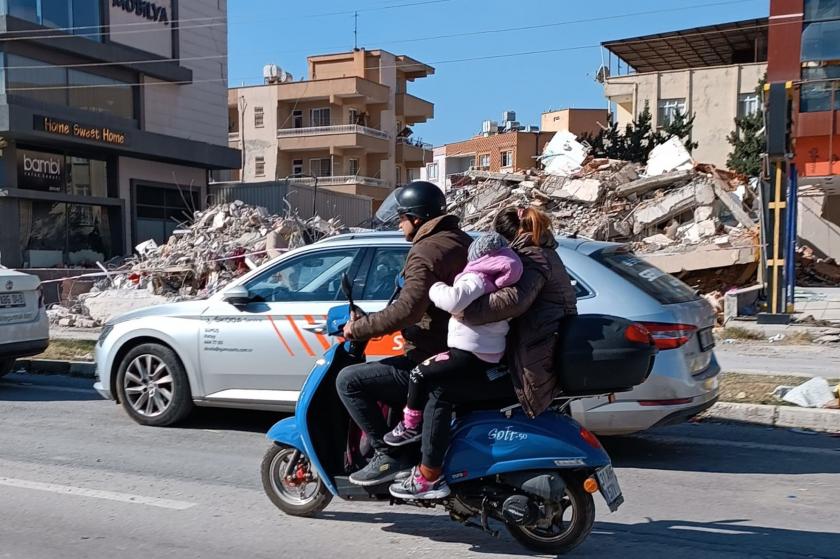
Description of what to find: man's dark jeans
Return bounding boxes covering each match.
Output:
[337,355,516,469]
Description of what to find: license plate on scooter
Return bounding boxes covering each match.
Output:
[596,465,623,512]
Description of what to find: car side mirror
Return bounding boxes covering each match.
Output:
[222,285,252,306]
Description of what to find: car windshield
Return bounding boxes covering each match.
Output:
[592,247,698,305]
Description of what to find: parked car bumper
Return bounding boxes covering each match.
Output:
[0,338,49,360]
[576,358,721,436]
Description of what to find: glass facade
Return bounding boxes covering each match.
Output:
[802,0,840,61]
[18,200,114,267]
[7,0,102,41]
[5,54,135,120]
[136,185,201,245]
[17,149,108,196]
[800,67,840,112]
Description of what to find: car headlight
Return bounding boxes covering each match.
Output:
[98,324,114,346]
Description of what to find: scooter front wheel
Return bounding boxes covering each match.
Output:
[261,444,332,517]
[505,475,595,555]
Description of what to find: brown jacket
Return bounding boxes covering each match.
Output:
[462,232,578,417]
[351,214,472,363]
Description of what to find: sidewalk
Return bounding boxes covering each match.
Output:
[715,343,840,377]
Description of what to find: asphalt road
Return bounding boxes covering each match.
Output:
[715,342,840,378]
[1,372,838,559]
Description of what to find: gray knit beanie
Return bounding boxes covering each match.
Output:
[468,232,508,261]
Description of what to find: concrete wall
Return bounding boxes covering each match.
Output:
[541,109,609,137]
[143,0,229,146]
[117,156,207,251]
[799,194,840,261]
[604,62,766,168]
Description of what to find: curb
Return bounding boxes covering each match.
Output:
[703,401,840,433]
[14,359,96,379]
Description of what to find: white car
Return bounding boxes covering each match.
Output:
[0,268,49,377]
[95,232,720,432]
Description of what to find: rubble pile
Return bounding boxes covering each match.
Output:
[448,158,758,256]
[48,201,345,327]
[796,245,840,286]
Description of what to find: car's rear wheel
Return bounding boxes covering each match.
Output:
[116,343,193,427]
[0,358,15,378]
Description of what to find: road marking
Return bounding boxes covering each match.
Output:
[0,477,196,510]
[642,434,839,457]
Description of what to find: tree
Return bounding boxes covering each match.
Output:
[659,110,699,153]
[727,77,767,176]
[582,101,698,163]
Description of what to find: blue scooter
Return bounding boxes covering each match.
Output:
[262,275,655,554]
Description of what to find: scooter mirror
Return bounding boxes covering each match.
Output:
[340,273,354,304]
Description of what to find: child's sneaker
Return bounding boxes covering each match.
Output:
[383,420,422,447]
[389,467,450,500]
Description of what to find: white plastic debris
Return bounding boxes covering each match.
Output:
[781,377,837,408]
[768,333,785,343]
[134,239,159,257]
[645,136,694,177]
[539,131,589,177]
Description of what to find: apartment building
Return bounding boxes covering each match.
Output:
[227,48,434,202]
[540,108,609,137]
[767,0,840,260]
[0,0,239,268]
[601,19,768,167]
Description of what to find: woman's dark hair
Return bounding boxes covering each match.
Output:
[493,206,553,243]
[493,207,520,241]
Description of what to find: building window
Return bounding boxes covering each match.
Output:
[292,110,303,128]
[737,93,761,119]
[135,184,200,246]
[17,149,108,196]
[396,166,402,185]
[19,200,115,267]
[5,54,134,120]
[500,150,513,168]
[348,108,359,125]
[426,162,439,180]
[477,154,490,170]
[8,0,103,41]
[348,158,359,176]
[800,67,840,112]
[292,159,304,176]
[311,108,331,127]
[310,158,331,177]
[657,98,687,127]
[804,0,840,22]
[254,106,264,128]
[255,156,266,177]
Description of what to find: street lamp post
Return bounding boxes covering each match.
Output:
[285,173,319,218]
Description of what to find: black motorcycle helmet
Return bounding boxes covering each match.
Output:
[375,180,446,224]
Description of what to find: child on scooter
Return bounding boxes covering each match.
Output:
[384,232,523,447]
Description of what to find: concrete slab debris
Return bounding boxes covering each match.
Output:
[552,178,603,204]
[645,136,694,176]
[540,131,589,177]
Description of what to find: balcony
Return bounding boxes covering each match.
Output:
[273,77,390,105]
[276,125,391,153]
[396,93,434,124]
[290,174,391,199]
[396,138,432,168]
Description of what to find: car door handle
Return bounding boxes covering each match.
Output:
[303,323,326,334]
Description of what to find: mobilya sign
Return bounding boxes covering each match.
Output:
[35,115,128,146]
[111,0,170,25]
[18,149,65,192]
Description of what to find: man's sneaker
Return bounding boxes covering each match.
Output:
[348,450,412,486]
[389,467,451,500]
[383,421,422,447]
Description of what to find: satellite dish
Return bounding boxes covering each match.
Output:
[595,65,610,84]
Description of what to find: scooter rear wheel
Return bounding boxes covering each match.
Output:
[261,444,332,517]
[505,476,595,555]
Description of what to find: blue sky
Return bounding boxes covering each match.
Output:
[228,0,767,146]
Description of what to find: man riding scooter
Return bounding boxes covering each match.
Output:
[337,180,472,487]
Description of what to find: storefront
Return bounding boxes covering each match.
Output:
[0,0,239,268]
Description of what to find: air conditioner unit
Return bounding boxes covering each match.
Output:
[503,110,516,123]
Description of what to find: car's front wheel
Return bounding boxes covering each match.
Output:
[0,358,15,378]
[116,343,193,427]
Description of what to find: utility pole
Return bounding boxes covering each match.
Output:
[353,11,358,50]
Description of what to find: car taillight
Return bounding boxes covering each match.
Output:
[640,322,697,350]
[624,323,653,345]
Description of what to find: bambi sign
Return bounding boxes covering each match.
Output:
[34,116,128,146]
